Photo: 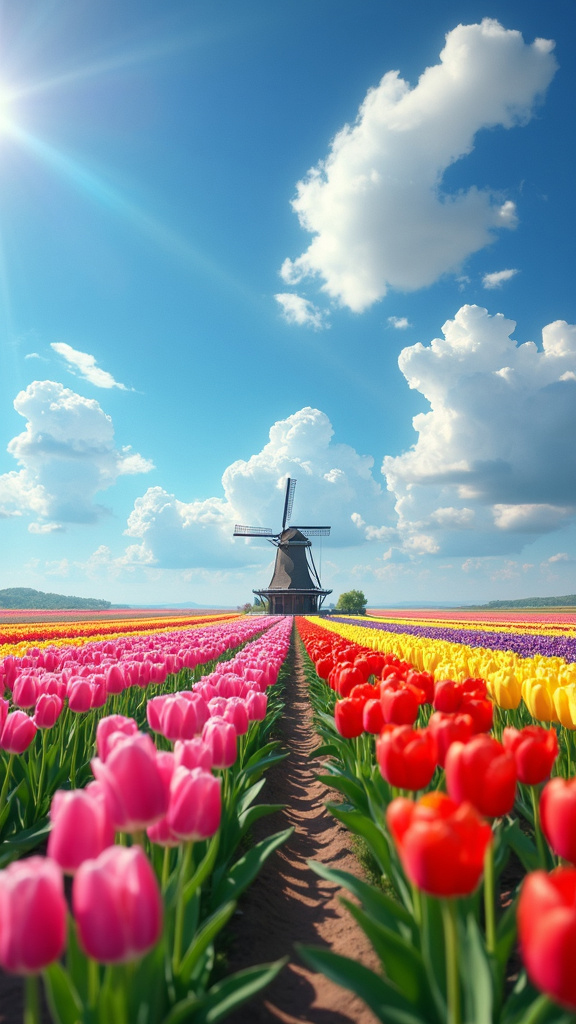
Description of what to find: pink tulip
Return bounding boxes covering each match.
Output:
[96,715,138,761]
[12,674,39,709]
[174,737,213,771]
[73,846,162,963]
[105,664,126,695]
[67,679,93,713]
[48,784,115,873]
[158,693,208,741]
[167,766,222,841]
[202,717,237,769]
[33,693,64,729]
[146,694,170,733]
[245,690,268,722]
[0,857,67,973]
[92,732,168,832]
[0,711,37,753]
[223,697,250,735]
[0,698,9,734]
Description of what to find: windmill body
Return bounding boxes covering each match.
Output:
[233,479,332,615]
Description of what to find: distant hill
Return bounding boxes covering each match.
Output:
[470,595,576,609]
[0,588,112,610]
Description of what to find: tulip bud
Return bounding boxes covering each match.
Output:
[518,868,576,1011]
[202,717,237,769]
[0,711,37,754]
[33,693,64,729]
[48,784,115,873]
[167,766,222,841]
[0,857,67,973]
[73,846,162,963]
[92,732,168,832]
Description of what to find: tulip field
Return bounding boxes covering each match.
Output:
[0,606,576,1023]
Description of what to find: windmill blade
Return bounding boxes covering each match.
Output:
[233,525,274,536]
[282,478,297,531]
[292,526,331,537]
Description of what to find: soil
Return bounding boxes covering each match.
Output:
[224,637,380,1024]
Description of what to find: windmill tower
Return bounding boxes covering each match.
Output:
[233,478,332,614]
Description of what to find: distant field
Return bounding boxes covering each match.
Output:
[0,607,237,624]
[367,607,576,624]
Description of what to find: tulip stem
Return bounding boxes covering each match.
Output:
[36,730,50,814]
[172,841,193,976]
[521,992,554,1024]
[24,974,41,1024]
[162,846,172,891]
[483,840,496,955]
[0,753,15,824]
[530,785,548,868]
[441,899,461,1024]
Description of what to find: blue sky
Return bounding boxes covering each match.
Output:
[0,0,575,608]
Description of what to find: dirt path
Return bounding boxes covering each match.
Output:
[225,636,380,1024]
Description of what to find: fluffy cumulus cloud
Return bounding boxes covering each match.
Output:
[0,380,154,529]
[382,305,576,555]
[274,293,329,329]
[281,20,556,312]
[482,268,519,289]
[51,343,129,389]
[125,407,393,569]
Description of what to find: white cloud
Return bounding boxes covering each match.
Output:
[388,316,412,330]
[280,19,556,312]
[382,306,576,555]
[51,342,130,390]
[482,268,519,289]
[0,380,154,527]
[274,293,329,329]
[124,407,393,569]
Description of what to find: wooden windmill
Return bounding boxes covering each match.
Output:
[233,478,332,614]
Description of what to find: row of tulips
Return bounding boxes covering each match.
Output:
[0,612,241,656]
[296,616,576,1024]
[0,616,294,1024]
[309,615,576,730]
[0,616,283,864]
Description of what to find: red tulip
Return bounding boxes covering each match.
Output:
[502,726,559,785]
[167,766,221,841]
[376,725,437,791]
[380,682,420,726]
[387,791,492,897]
[48,784,115,872]
[0,856,67,973]
[362,698,385,734]
[518,868,576,1010]
[73,845,162,963]
[334,697,365,738]
[428,711,474,768]
[540,778,576,864]
[445,735,517,818]
[0,710,37,753]
[335,664,365,698]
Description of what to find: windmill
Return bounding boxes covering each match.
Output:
[233,478,332,614]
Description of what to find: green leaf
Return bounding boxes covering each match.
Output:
[43,962,83,1024]
[183,832,220,903]
[238,802,284,836]
[502,818,540,873]
[318,773,370,814]
[341,899,435,1017]
[459,913,493,1024]
[178,901,236,982]
[163,959,287,1024]
[209,826,293,909]
[296,945,428,1024]
[308,743,342,760]
[307,860,414,937]
[326,803,396,884]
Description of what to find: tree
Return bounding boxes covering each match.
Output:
[335,590,368,614]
